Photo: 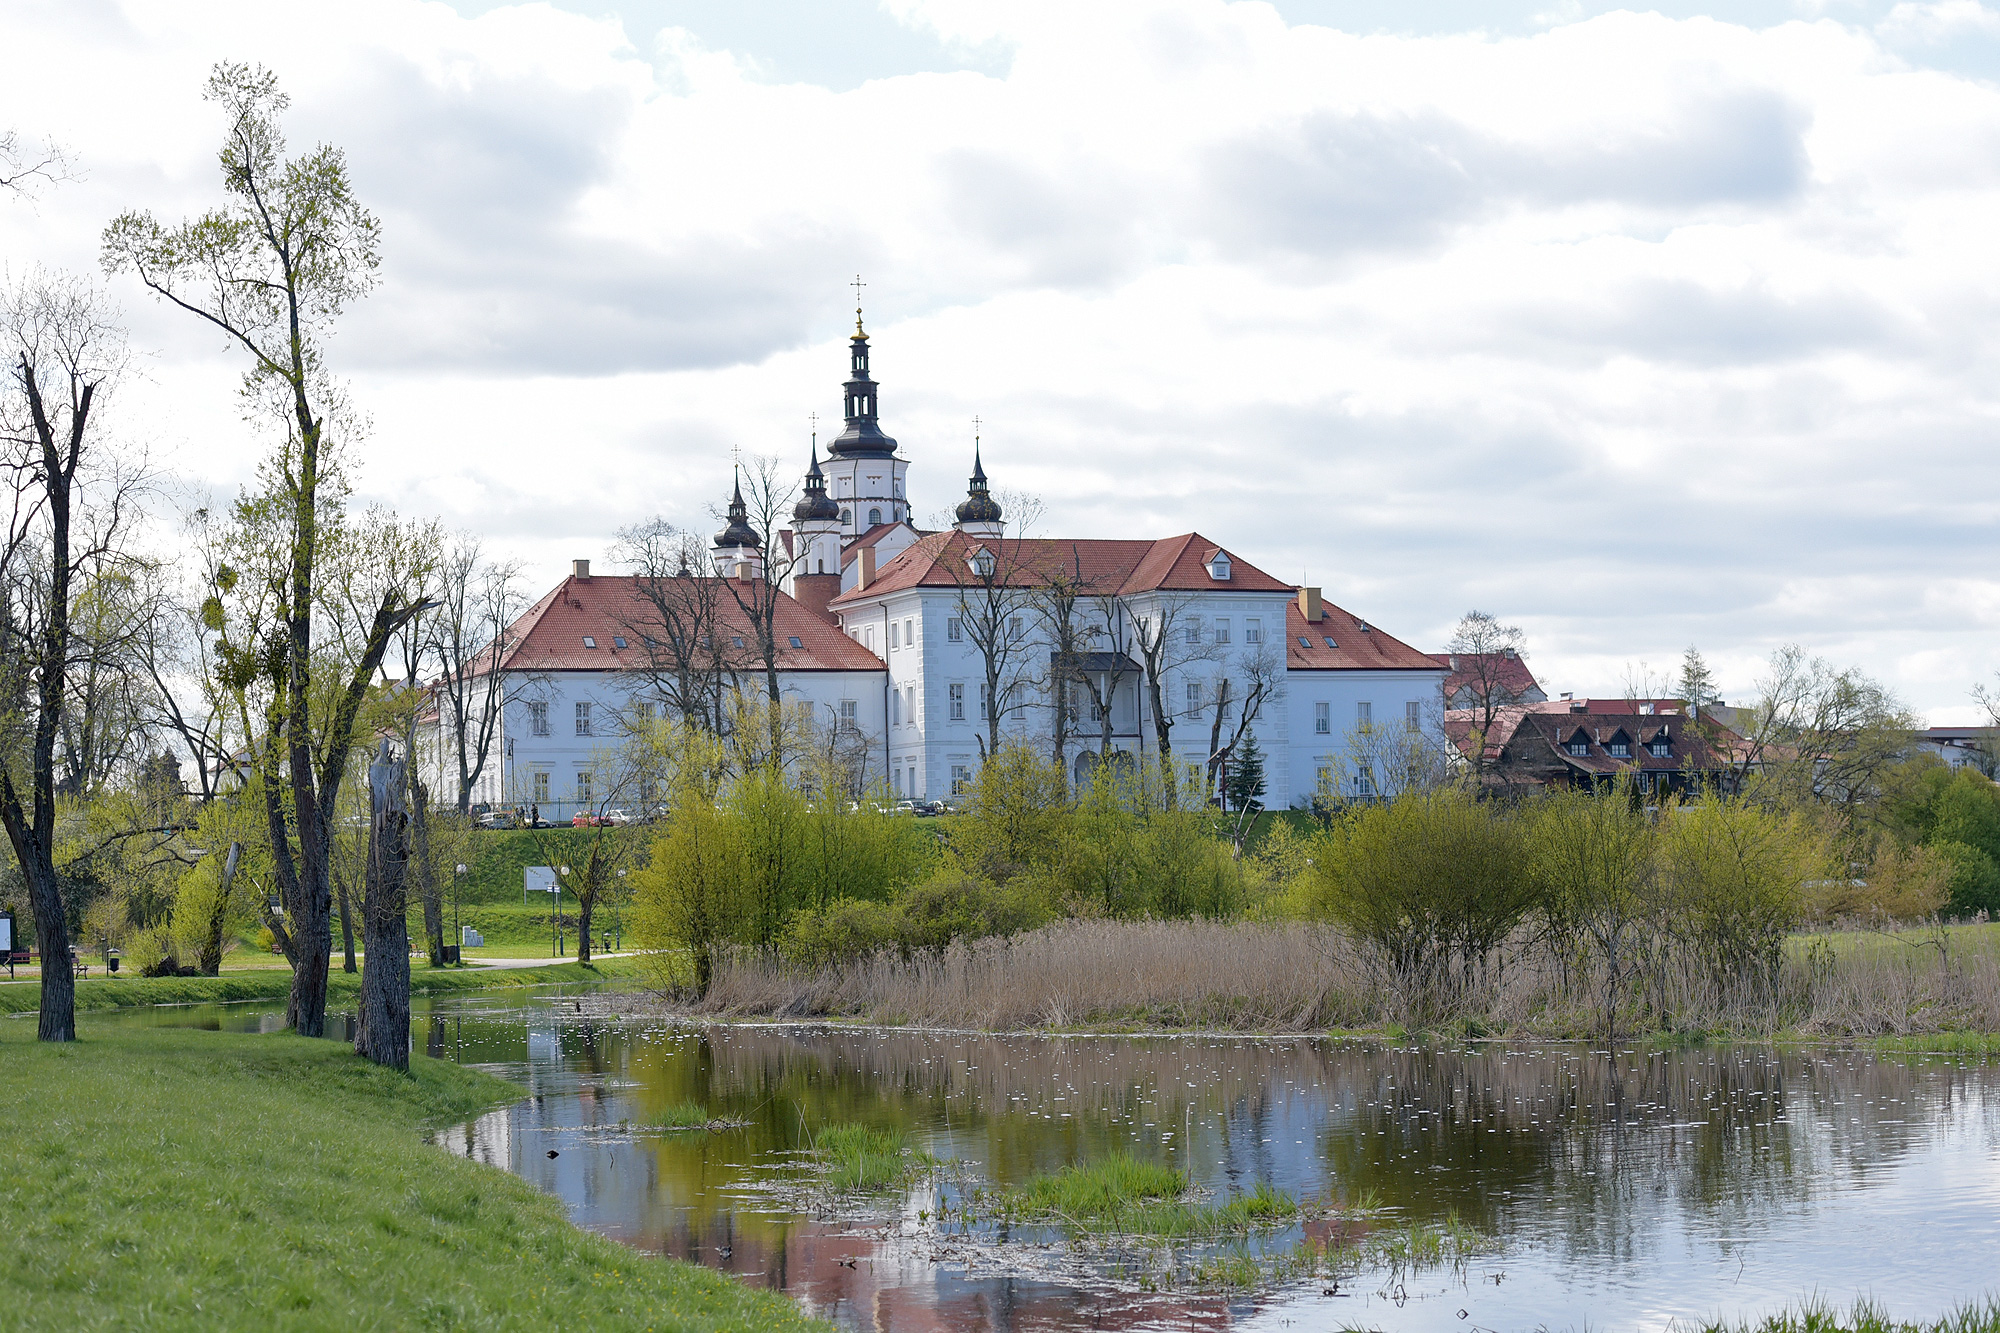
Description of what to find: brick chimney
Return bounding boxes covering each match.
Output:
[793,571,841,625]
[1297,586,1322,622]
[572,559,591,580]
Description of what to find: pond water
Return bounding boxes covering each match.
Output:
[81,990,2000,1331]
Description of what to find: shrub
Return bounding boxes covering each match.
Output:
[1305,789,1533,1018]
[1930,839,2000,918]
[780,897,902,969]
[1658,792,1832,986]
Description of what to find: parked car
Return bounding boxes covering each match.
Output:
[600,808,636,826]
[475,805,521,830]
[572,812,613,827]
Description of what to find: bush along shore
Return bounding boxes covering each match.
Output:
[0,1021,827,1333]
[608,739,2000,1039]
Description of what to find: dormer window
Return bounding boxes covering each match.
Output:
[1566,733,1589,757]
[582,636,597,649]
[1607,732,1631,758]
[1649,735,1671,757]
[969,546,996,578]
[1205,550,1232,581]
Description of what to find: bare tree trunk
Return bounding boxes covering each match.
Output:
[197,842,242,976]
[411,777,443,967]
[355,743,411,1070]
[334,864,357,973]
[577,881,595,965]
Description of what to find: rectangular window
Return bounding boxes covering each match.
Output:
[1186,618,1201,644]
[949,683,965,720]
[1315,701,1330,735]
[904,618,915,646]
[1216,619,1231,645]
[531,770,549,803]
[889,622,899,649]
[582,635,596,649]
[1609,739,1631,758]
[840,700,857,728]
[1245,618,1261,645]
[636,701,654,722]
[575,770,592,802]
[893,769,903,796]
[865,628,875,651]
[947,617,962,643]
[731,635,744,649]
[1186,680,1203,710]
[1567,739,1589,757]
[979,682,991,720]
[951,764,971,793]
[529,701,549,737]
[1008,616,1023,641]
[1355,764,1375,798]
[1356,701,1372,732]
[891,690,900,725]
[574,701,592,736]
[1406,701,1422,733]
[612,636,627,649]
[1316,765,1332,793]
[1650,738,1671,757]
[789,635,803,649]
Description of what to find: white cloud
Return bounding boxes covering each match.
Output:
[4,0,1999,720]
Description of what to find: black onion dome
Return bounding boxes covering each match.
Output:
[828,314,899,458]
[713,474,762,549]
[793,443,840,522]
[955,445,1003,524]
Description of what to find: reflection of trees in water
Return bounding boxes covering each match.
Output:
[1317,1044,1998,1267]
[432,1006,2000,1326]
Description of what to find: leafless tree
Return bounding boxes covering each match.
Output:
[1076,590,1139,761]
[1028,551,1093,775]
[1733,644,1919,812]
[1444,610,1529,781]
[944,535,1039,759]
[427,535,527,813]
[0,268,136,1042]
[104,64,423,1037]
[0,130,73,200]
[1125,591,1220,805]
[615,518,744,731]
[1203,643,1280,806]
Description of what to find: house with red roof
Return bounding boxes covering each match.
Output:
[457,316,1444,814]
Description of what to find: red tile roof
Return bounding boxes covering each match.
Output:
[1286,601,1438,671]
[829,531,1292,606]
[490,574,885,674]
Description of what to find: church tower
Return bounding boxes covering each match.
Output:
[953,442,1005,539]
[819,301,909,537]
[789,439,844,621]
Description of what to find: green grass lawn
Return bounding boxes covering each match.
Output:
[0,1021,828,1333]
[0,957,647,1017]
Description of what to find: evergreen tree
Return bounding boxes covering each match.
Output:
[1226,732,1267,812]
[1678,646,1717,710]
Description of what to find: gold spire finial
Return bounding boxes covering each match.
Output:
[850,273,868,337]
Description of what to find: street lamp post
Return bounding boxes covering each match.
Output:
[555,865,569,958]
[453,863,467,964]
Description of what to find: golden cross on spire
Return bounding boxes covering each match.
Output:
[850,273,867,333]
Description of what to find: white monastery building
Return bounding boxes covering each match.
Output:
[449,310,1444,817]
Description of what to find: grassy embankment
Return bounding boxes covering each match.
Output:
[0,1021,827,1332]
[0,956,644,1018]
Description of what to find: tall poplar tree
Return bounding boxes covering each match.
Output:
[104,64,421,1036]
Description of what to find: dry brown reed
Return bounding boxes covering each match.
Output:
[670,917,2000,1037]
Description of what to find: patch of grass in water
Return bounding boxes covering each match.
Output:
[651,1102,711,1129]
[812,1123,935,1192]
[1007,1153,1188,1219]
[1870,1031,2000,1056]
[1700,1298,2000,1332]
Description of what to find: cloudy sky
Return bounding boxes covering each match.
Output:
[4,0,1999,719]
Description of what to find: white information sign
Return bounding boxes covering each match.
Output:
[0,916,12,953]
[523,866,558,899]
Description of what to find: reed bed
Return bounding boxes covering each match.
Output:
[672,917,2000,1038]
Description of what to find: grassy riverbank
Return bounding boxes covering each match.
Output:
[0,1021,826,1332]
[0,956,644,1017]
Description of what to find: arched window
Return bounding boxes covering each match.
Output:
[868,507,882,526]
[839,508,851,525]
